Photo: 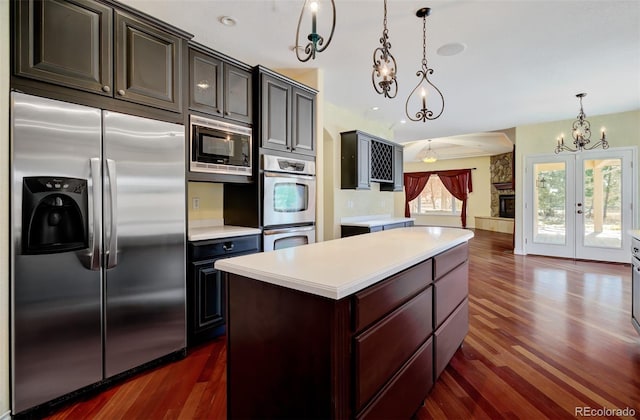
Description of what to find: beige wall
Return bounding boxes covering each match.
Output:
[514,109,640,253]
[1,0,10,414]
[403,156,492,228]
[323,102,403,240]
[187,182,224,221]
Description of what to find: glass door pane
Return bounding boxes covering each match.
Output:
[533,162,567,245]
[581,158,623,249]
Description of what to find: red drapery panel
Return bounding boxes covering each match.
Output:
[404,169,473,227]
[403,172,431,217]
[437,169,473,228]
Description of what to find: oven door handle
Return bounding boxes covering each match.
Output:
[264,226,316,236]
[263,171,315,181]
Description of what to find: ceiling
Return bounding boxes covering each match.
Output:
[121,0,640,160]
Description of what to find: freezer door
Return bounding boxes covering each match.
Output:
[102,111,186,377]
[11,93,103,413]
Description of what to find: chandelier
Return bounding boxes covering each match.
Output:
[405,7,444,123]
[418,139,438,163]
[295,0,336,62]
[554,93,609,153]
[372,0,398,98]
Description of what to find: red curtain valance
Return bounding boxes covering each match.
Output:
[404,169,474,227]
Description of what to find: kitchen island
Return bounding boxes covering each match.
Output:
[215,226,474,419]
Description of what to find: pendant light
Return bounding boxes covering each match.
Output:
[405,7,445,122]
[295,0,336,62]
[372,0,398,98]
[419,140,438,163]
[554,93,609,153]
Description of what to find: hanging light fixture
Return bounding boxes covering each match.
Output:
[372,0,397,98]
[295,0,336,62]
[554,93,609,153]
[405,7,445,122]
[418,140,438,163]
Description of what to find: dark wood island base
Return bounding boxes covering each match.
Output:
[225,242,469,419]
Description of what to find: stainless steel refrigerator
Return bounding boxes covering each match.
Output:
[10,92,186,414]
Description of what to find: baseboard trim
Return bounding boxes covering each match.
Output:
[513,248,525,255]
[0,409,12,420]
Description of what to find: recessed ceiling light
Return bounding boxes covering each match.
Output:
[219,16,237,26]
[400,120,406,124]
[437,42,466,56]
[372,106,379,111]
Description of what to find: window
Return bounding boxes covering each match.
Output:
[409,175,462,215]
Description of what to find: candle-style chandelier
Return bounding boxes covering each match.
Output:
[405,7,445,123]
[372,0,398,98]
[554,93,609,154]
[295,0,336,62]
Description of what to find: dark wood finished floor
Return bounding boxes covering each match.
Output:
[45,229,639,419]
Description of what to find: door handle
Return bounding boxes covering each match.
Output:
[89,158,101,271]
[106,159,118,269]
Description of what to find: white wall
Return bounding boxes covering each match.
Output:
[1,0,11,415]
[514,109,640,253]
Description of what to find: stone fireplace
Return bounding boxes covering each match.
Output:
[490,151,515,217]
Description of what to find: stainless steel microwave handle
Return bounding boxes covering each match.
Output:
[89,158,101,271]
[263,171,315,181]
[263,226,315,236]
[106,159,118,269]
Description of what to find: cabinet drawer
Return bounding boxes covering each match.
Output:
[434,298,469,379]
[434,262,468,328]
[354,287,432,410]
[357,338,433,420]
[433,242,468,280]
[354,259,433,332]
[189,235,260,260]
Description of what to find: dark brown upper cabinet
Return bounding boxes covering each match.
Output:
[15,0,113,96]
[257,67,316,157]
[114,11,183,112]
[189,46,252,124]
[14,0,188,113]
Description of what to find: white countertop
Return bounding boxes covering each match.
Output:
[188,224,262,241]
[630,230,640,241]
[341,215,415,228]
[215,226,473,300]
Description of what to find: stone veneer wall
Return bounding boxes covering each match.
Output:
[490,152,515,217]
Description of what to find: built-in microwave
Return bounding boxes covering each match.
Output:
[190,115,252,176]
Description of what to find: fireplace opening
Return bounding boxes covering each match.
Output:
[499,194,515,218]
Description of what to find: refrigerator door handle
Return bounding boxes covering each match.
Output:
[106,159,118,269]
[89,158,102,271]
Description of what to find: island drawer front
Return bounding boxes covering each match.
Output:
[433,242,468,280]
[356,337,433,420]
[434,262,469,328]
[434,298,469,379]
[189,235,261,260]
[354,259,433,332]
[354,287,433,410]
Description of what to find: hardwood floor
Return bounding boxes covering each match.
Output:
[45,229,639,419]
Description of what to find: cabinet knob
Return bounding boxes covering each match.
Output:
[102,86,111,93]
[117,89,125,96]
[225,111,230,116]
[217,109,222,114]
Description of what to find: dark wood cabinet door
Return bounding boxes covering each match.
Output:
[224,64,252,124]
[381,145,405,191]
[189,49,223,115]
[291,87,315,156]
[15,0,113,95]
[190,260,225,335]
[261,74,291,152]
[357,134,372,190]
[114,11,182,112]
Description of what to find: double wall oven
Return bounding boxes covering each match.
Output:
[262,154,316,251]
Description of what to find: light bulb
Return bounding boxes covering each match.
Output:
[310,1,318,12]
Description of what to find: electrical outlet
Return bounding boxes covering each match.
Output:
[192,197,200,210]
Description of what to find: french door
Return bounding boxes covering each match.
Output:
[525,148,635,263]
